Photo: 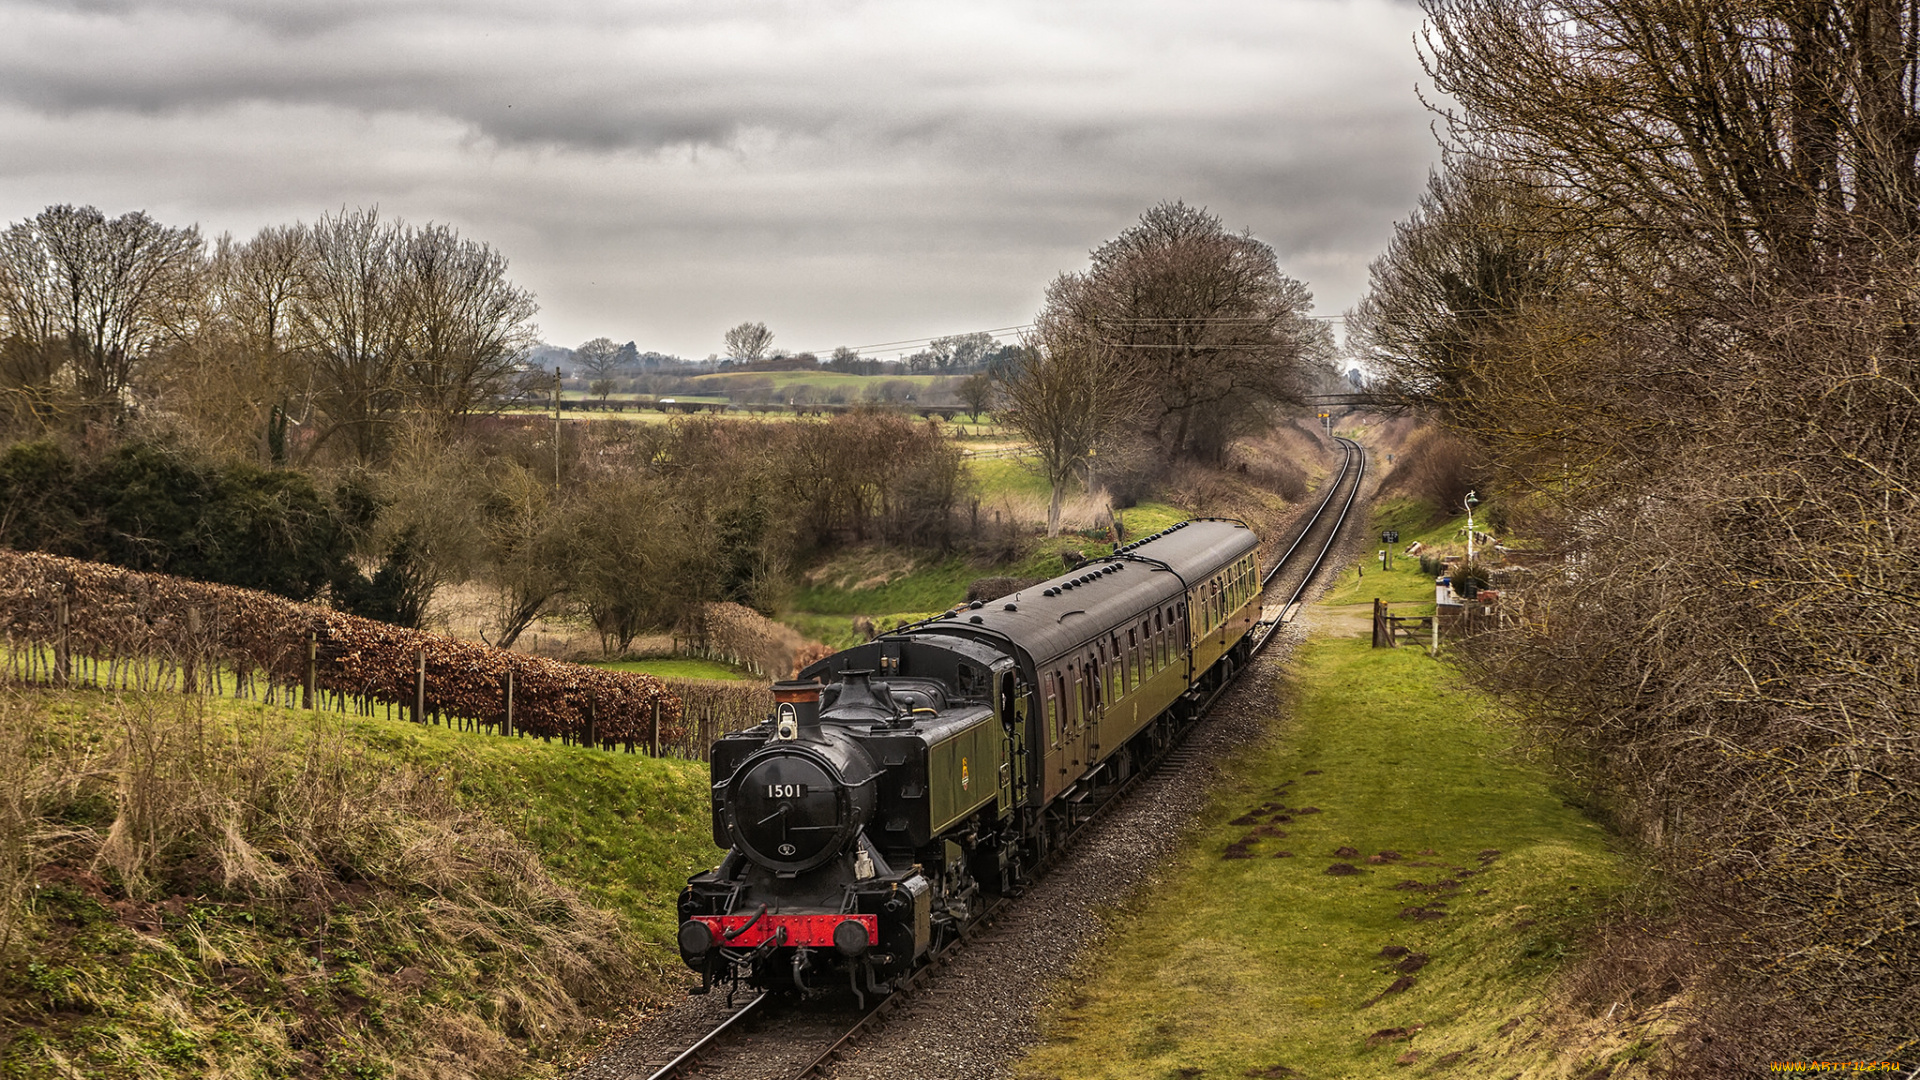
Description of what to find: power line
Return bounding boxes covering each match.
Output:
[782,323,1034,361]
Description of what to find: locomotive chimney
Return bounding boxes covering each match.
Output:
[771,680,823,741]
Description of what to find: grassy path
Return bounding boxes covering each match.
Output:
[1017,634,1639,1080]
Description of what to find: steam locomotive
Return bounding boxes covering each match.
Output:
[676,519,1264,1001]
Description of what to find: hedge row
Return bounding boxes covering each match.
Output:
[0,549,682,748]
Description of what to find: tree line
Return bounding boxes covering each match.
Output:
[0,408,967,649]
[1352,0,1920,1067]
[0,204,538,465]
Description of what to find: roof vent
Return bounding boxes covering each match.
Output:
[969,615,984,624]
[969,600,983,610]
[1004,603,1018,612]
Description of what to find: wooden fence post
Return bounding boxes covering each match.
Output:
[302,632,317,709]
[184,607,202,693]
[586,694,598,750]
[1372,598,1392,649]
[415,650,427,723]
[650,699,660,758]
[503,668,514,736]
[53,597,70,686]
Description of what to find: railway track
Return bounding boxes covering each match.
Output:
[634,436,1368,1080]
[1256,434,1366,636]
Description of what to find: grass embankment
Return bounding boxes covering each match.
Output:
[0,689,719,1079]
[1019,635,1640,1080]
[1319,498,1472,611]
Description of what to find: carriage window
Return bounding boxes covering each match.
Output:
[1129,628,1140,686]
[1111,641,1124,701]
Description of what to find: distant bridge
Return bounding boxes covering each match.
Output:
[1301,392,1405,410]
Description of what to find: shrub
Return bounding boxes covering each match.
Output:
[0,439,352,602]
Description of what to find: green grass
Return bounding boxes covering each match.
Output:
[338,708,721,944]
[778,499,1193,647]
[17,687,721,945]
[1121,501,1188,538]
[790,554,982,616]
[593,657,754,682]
[689,371,950,392]
[1,688,723,1078]
[1018,635,1635,1080]
[970,457,1055,502]
[1321,499,1473,609]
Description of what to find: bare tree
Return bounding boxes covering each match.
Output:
[481,461,573,648]
[292,208,408,462]
[569,471,695,653]
[956,371,994,422]
[149,225,310,460]
[723,321,774,364]
[292,209,539,461]
[931,331,995,372]
[1411,0,1920,1063]
[1044,202,1321,463]
[1348,162,1616,485]
[994,332,1140,537]
[573,336,622,381]
[397,223,539,434]
[0,205,204,424]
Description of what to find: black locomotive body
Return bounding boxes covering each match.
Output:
[677,519,1264,999]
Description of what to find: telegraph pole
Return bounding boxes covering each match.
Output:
[553,366,563,490]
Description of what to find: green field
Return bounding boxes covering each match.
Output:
[593,657,753,682]
[1018,634,1639,1080]
[776,463,1192,650]
[689,371,951,393]
[969,456,1053,502]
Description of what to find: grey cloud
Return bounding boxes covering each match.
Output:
[0,0,1441,353]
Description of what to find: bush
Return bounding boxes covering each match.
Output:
[1388,427,1487,517]
[0,439,352,601]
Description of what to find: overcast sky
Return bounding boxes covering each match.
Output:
[0,0,1439,360]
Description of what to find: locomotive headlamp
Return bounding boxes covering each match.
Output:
[679,919,714,958]
[771,680,823,742]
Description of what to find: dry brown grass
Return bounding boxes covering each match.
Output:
[0,690,639,1079]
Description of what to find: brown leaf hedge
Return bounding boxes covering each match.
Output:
[0,549,683,747]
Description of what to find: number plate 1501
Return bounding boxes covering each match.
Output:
[767,783,810,798]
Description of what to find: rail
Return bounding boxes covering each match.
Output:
[1255,436,1365,638]
[641,993,769,1080]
